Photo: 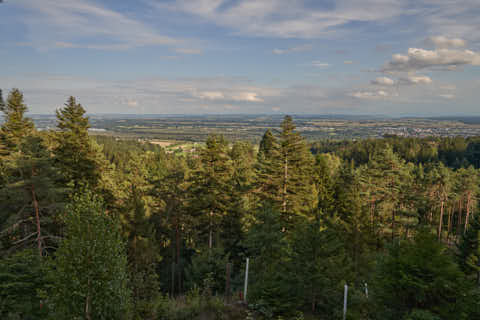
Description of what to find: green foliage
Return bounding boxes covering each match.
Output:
[0,88,34,153]
[402,309,441,320]
[0,250,49,319]
[54,97,105,190]
[50,192,131,319]
[189,134,233,248]
[374,230,467,319]
[245,206,298,316]
[0,134,63,255]
[458,215,480,282]
[2,96,480,318]
[185,246,229,295]
[290,217,349,317]
[256,116,315,228]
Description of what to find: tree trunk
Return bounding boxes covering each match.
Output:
[457,198,463,238]
[465,192,471,235]
[282,157,288,214]
[447,205,453,243]
[31,184,42,257]
[85,278,92,320]
[209,211,213,249]
[438,199,444,241]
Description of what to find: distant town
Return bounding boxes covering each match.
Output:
[28,114,480,142]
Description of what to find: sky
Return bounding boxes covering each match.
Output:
[0,0,479,116]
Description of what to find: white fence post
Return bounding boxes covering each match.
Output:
[244,258,249,303]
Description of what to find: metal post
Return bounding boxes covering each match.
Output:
[343,284,348,320]
[364,282,368,298]
[243,258,249,303]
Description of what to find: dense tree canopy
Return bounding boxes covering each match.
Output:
[1,89,480,319]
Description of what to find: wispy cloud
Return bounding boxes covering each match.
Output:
[312,61,330,67]
[12,0,186,50]
[272,44,312,55]
[155,0,406,39]
[175,48,203,55]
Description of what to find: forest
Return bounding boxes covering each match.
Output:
[1,88,480,320]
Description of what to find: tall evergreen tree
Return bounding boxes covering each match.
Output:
[0,89,34,154]
[0,135,61,256]
[54,97,103,191]
[190,134,232,249]
[256,116,315,227]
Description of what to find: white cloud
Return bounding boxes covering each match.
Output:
[312,61,330,67]
[231,92,263,102]
[344,60,354,64]
[382,47,480,72]
[193,91,225,100]
[426,36,466,49]
[350,90,390,99]
[400,75,432,85]
[371,76,395,86]
[439,94,455,99]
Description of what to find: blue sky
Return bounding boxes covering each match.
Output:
[1,0,479,115]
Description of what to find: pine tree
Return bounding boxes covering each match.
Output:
[189,134,232,249]
[0,88,34,154]
[54,97,103,191]
[374,230,466,319]
[0,135,62,256]
[335,162,374,276]
[122,184,159,318]
[458,215,480,285]
[255,129,282,206]
[256,116,315,227]
[0,250,50,318]
[290,216,347,315]
[225,141,255,260]
[0,89,5,109]
[361,145,412,245]
[277,116,315,218]
[258,129,277,161]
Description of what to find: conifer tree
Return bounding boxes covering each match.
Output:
[54,97,103,191]
[122,184,159,318]
[225,141,255,259]
[0,88,34,154]
[277,116,315,218]
[0,135,61,256]
[458,215,480,285]
[290,216,347,315]
[255,129,282,206]
[190,134,232,249]
[258,129,277,160]
[0,89,4,109]
[361,146,412,244]
[335,162,374,275]
[374,230,466,319]
[256,116,315,227]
